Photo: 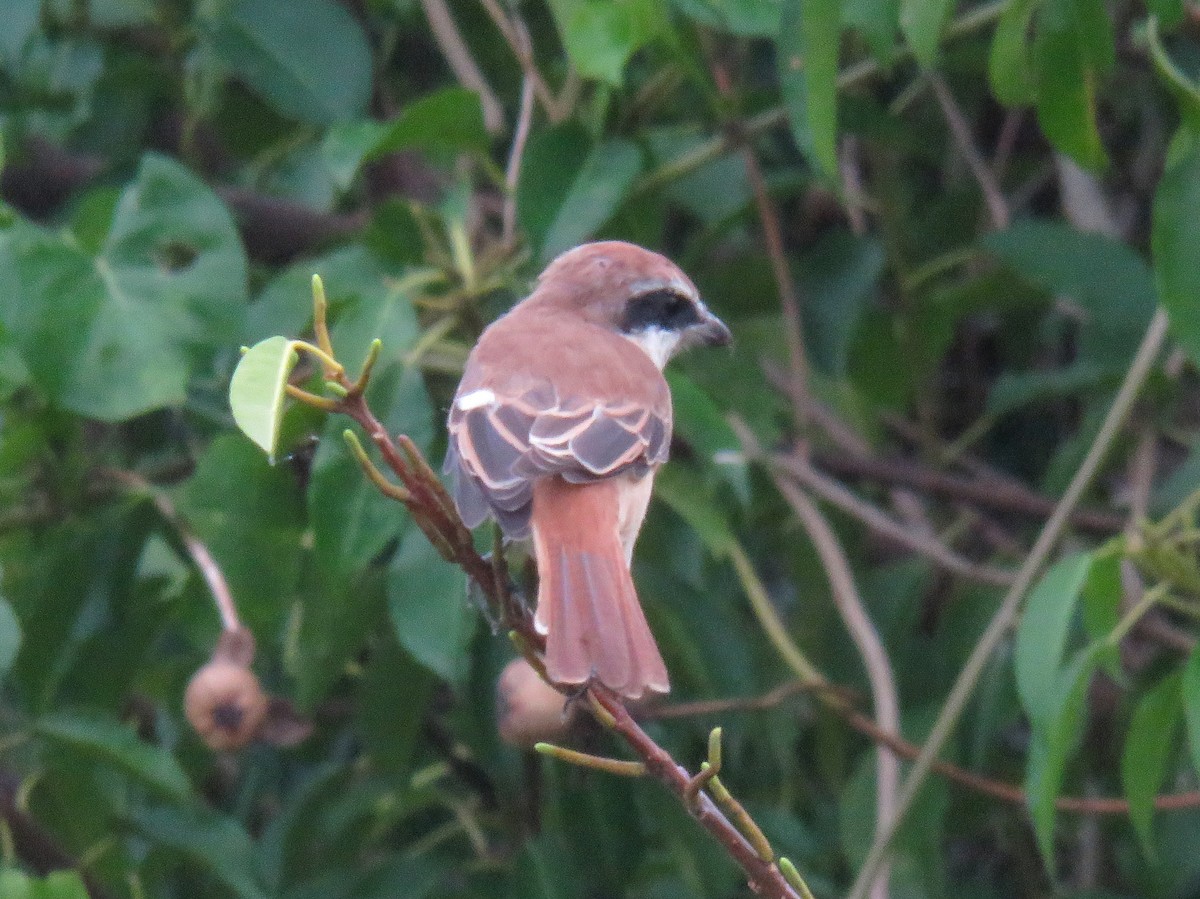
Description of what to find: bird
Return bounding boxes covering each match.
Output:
[444,241,731,700]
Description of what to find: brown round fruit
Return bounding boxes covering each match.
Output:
[184,660,269,751]
[495,658,574,748]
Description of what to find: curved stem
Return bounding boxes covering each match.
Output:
[846,309,1170,899]
[769,479,900,899]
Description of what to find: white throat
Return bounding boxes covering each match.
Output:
[623,327,680,370]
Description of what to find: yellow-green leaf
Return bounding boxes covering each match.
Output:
[229,335,300,461]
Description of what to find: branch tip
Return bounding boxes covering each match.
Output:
[709,773,774,862]
[285,383,340,412]
[342,430,412,504]
[585,690,618,729]
[779,858,816,899]
[352,339,382,394]
[533,742,646,777]
[310,273,336,366]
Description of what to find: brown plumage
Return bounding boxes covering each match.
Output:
[446,241,730,699]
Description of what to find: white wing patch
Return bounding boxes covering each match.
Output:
[457,388,496,411]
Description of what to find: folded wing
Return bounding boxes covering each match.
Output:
[445,386,670,539]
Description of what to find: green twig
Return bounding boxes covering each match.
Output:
[708,772,774,863]
[846,310,1170,899]
[684,728,724,807]
[585,690,618,730]
[728,540,825,688]
[291,340,345,379]
[779,858,816,899]
[1108,584,1167,646]
[311,274,337,368]
[534,742,647,778]
[351,339,382,395]
[342,430,412,504]
[285,383,340,412]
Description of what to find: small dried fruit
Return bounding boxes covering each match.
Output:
[185,659,269,751]
[496,658,574,748]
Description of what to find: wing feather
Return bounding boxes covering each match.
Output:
[446,381,670,537]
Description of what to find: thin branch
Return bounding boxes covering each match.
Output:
[838,704,1200,815]
[773,452,1016,587]
[503,74,535,245]
[294,297,804,899]
[768,477,900,899]
[652,676,1200,816]
[712,59,810,432]
[478,0,560,119]
[927,72,1009,230]
[839,137,870,235]
[846,309,1171,899]
[1126,428,1157,527]
[419,0,505,134]
[641,680,828,720]
[805,446,1125,536]
[0,769,116,899]
[588,686,803,898]
[633,0,1007,196]
[100,468,241,632]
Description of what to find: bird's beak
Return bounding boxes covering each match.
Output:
[693,310,733,347]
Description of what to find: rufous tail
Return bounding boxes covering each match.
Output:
[531,478,669,699]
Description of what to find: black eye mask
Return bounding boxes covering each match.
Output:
[620,289,701,334]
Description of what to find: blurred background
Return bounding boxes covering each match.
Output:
[1,0,1200,896]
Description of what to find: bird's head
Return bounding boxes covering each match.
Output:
[531,241,731,369]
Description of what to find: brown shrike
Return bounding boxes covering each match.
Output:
[445,241,731,699]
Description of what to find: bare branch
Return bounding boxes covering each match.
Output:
[419,0,505,133]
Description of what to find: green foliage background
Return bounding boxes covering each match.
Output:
[0,0,1199,896]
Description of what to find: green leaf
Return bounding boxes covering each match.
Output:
[309,264,431,582]
[320,120,387,190]
[1079,544,1122,647]
[0,599,20,686]
[989,0,1040,105]
[538,139,643,264]
[0,0,40,66]
[899,0,955,68]
[1026,641,1111,866]
[842,0,899,64]
[1121,672,1182,857]
[1183,645,1200,781]
[36,711,191,801]
[1152,141,1200,370]
[652,464,734,557]
[230,336,299,461]
[1015,552,1093,727]
[127,803,268,899]
[369,87,489,159]
[548,0,664,85]
[984,220,1155,360]
[0,870,89,899]
[1031,0,1111,170]
[206,0,370,124]
[801,229,886,376]
[985,362,1112,417]
[387,526,475,685]
[670,0,783,36]
[357,637,436,776]
[179,434,305,633]
[518,123,592,257]
[779,0,840,179]
[668,374,749,501]
[0,154,246,421]
[1147,17,1200,132]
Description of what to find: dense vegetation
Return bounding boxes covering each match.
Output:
[1,0,1200,896]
